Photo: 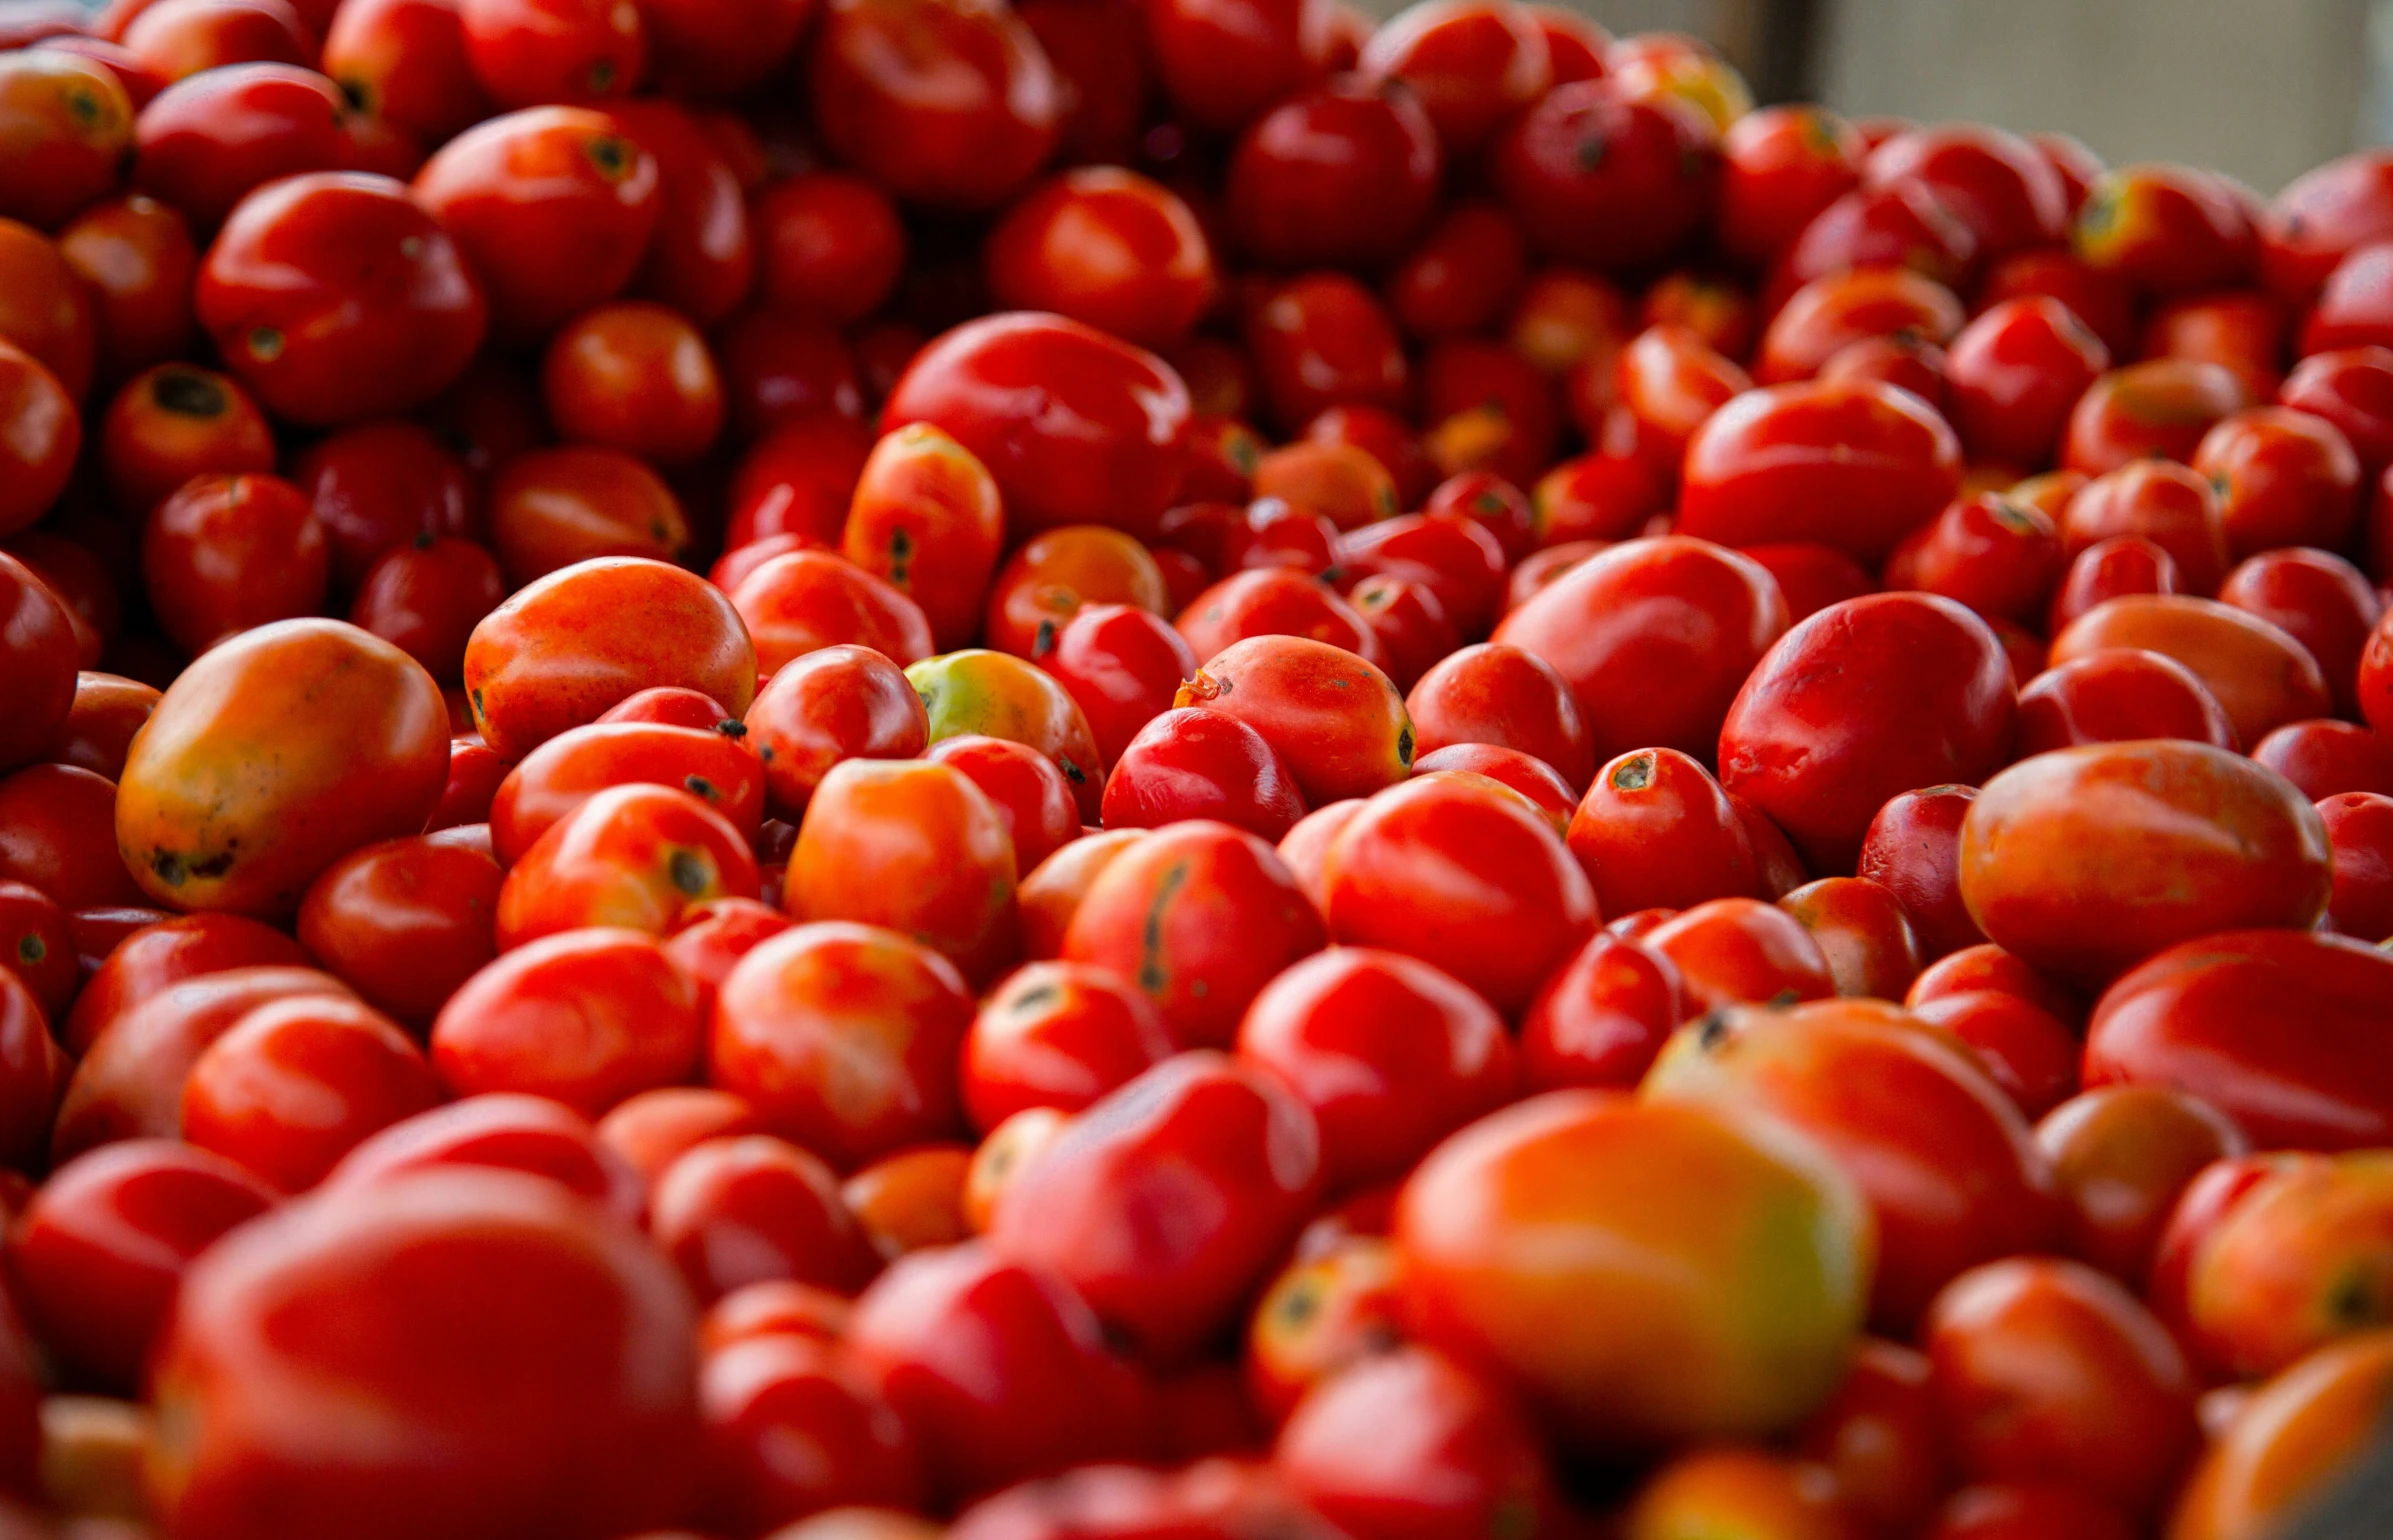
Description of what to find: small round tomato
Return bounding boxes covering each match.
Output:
[784,759,1015,983]
[922,735,1080,876]
[1960,741,2330,986]
[987,168,1211,350]
[1647,998,2057,1329]
[487,445,690,584]
[321,0,491,143]
[0,880,74,1020]
[596,1085,762,1186]
[2048,534,2181,635]
[1779,180,1976,294]
[808,0,1057,211]
[2013,647,2237,756]
[1779,876,1922,1001]
[2036,1083,2247,1288]
[1495,537,1790,766]
[962,960,1173,1133]
[1386,201,1530,342]
[2281,345,2393,476]
[1720,594,2016,872]
[1254,443,1401,533]
[0,762,144,911]
[1494,77,1715,271]
[350,535,508,684]
[908,649,1104,821]
[2061,358,2247,476]
[412,105,662,342]
[1226,77,1438,272]
[180,992,443,1191]
[730,550,932,676]
[1717,104,1865,267]
[44,669,160,779]
[1017,828,1144,959]
[127,63,347,232]
[649,1133,875,1302]
[987,1050,1322,1364]
[2320,791,2393,941]
[751,171,904,327]
[465,556,756,759]
[1403,643,1592,792]
[1680,378,1963,562]
[289,420,478,592]
[1943,296,2110,466]
[141,472,329,653]
[1643,897,1835,1013]
[1397,1090,1870,1446]
[712,921,972,1169]
[1063,821,1324,1048]
[496,781,758,948]
[58,910,309,1054]
[984,525,1167,661]
[297,834,502,1027]
[196,171,487,426]
[1791,1339,1944,1535]
[149,1166,702,1538]
[1516,931,1682,1091]
[118,620,448,917]
[699,1332,923,1532]
[2218,548,2381,718]
[540,300,722,464]
[1567,748,1759,918]
[0,48,135,228]
[884,312,1191,541]
[1883,492,2062,626]
[1757,266,1964,385]
[458,0,646,108]
[1101,706,1308,843]
[1925,1257,2199,1515]
[2051,595,2330,752]
[2058,459,2230,597]
[1037,603,1198,767]
[8,1139,276,1389]
[98,361,271,516]
[0,554,76,773]
[2073,162,2256,293]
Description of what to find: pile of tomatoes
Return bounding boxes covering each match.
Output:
[7,0,2393,1535]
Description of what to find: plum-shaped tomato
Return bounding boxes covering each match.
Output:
[2084,929,2393,1152]
[1718,593,2016,873]
[1960,742,2331,987]
[1397,1090,1872,1448]
[464,556,757,760]
[1174,634,1412,807]
[1493,77,1717,272]
[1680,378,1963,562]
[1645,998,2057,1330]
[147,1168,702,1540]
[987,1050,1323,1364]
[881,312,1192,541]
[985,168,1213,351]
[2169,1332,2393,1540]
[785,760,1017,983]
[808,0,1060,212]
[841,422,1005,652]
[196,172,486,426]
[1493,537,1788,767]
[116,620,449,918]
[1225,77,1440,272]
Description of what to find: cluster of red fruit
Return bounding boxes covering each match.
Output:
[4,0,2393,1536]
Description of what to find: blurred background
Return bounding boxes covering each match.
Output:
[1353,0,2386,193]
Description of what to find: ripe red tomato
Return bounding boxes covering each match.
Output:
[1226,78,1439,272]
[1681,378,1963,561]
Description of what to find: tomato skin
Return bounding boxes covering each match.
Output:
[1494,78,1715,271]
[1398,1090,1871,1448]
[291,420,479,593]
[180,993,444,1191]
[1959,742,2330,986]
[1791,1338,1943,1535]
[148,1167,703,1540]
[321,0,489,143]
[0,339,78,536]
[128,64,346,231]
[842,423,1005,652]
[988,1050,1322,1365]
[458,0,646,107]
[2281,345,2393,477]
[1177,567,1381,670]
[847,1239,1156,1503]
[2169,1330,2393,1540]
[1404,642,1592,792]
[751,172,903,328]
[1493,537,1788,767]
[0,554,76,774]
[1717,104,1866,267]
[42,669,159,782]
[2192,402,2361,559]
[2083,929,2393,1152]
[540,300,723,465]
[429,926,702,1117]
[984,525,1167,662]
[412,105,663,343]
[350,535,507,686]
[1386,201,1530,343]
[1101,706,1308,842]
[7,1139,276,1389]
[2253,718,2393,801]
[1780,875,1923,1002]
[710,920,973,1169]
[1064,820,1323,1048]
[1038,603,1198,768]
[882,313,1192,542]
[647,1132,876,1304]
[1883,492,2062,627]
[986,168,1211,350]
[807,0,1059,212]
[2013,648,2237,758]
[741,644,927,824]
[58,909,308,1055]
[731,549,934,676]
[0,968,63,1172]
[496,781,759,948]
[0,881,73,1021]
[57,192,197,381]
[1720,594,2015,873]
[0,48,134,229]
[119,620,450,918]
[1681,379,1962,562]
[1244,271,1410,433]
[1925,1257,2199,1515]
[142,472,330,653]
[490,720,763,866]
[962,960,1173,1134]
[925,734,1079,876]
[464,556,757,761]
[1758,266,1964,385]
[1568,748,1760,917]
[1517,931,1683,1091]
[1167,634,1410,808]
[1226,77,1438,272]
[785,759,1017,984]
[2061,358,2246,476]
[322,1093,645,1224]
[296,834,501,1028]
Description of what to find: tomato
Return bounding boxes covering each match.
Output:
[1716,104,1865,267]
[729,549,932,676]
[1780,876,1923,1001]
[2061,358,2246,476]
[2319,791,2393,941]
[427,927,699,1116]
[2047,534,2180,635]
[2034,1083,2242,1287]
[2084,931,2393,1152]
[1758,266,1964,385]
[1101,707,1308,842]
[96,363,266,518]
[466,556,757,759]
[490,720,761,865]
[0,49,133,229]
[2057,460,2230,599]
[1016,828,1142,960]
[294,834,501,1028]
[0,881,73,1021]
[749,172,903,330]
[540,300,722,464]
[117,620,448,916]
[1793,1339,1944,1535]
[2169,1331,2393,1540]
[1883,493,2061,627]
[1244,272,1409,433]
[961,960,1173,1133]
[1925,1257,2199,1515]
[987,1050,1320,1364]
[1065,820,1323,1048]
[883,313,1191,540]
[1720,594,2014,873]
[321,1094,645,1224]
[1641,896,1834,1014]
[978,168,1212,352]
[839,423,1004,652]
[46,669,161,781]
[59,909,306,1052]
[0,339,75,536]
[8,1140,276,1389]
[1779,181,1977,295]
[2058,592,2332,750]
[141,472,329,652]
[1236,947,1512,1193]
[349,535,507,685]
[1225,77,1437,273]
[2167,1150,2393,1379]
[1943,296,2110,467]
[1494,537,1787,765]
[1398,1091,1869,1447]
[808,0,1058,211]
[1567,748,1758,917]
[1681,379,1963,561]
[648,1132,875,1302]
[1177,567,1380,668]
[179,992,443,1191]
[150,1167,701,1540]
[711,921,972,1167]
[1385,201,1529,343]
[321,0,488,143]
[457,0,645,107]
[0,553,76,774]
[1036,603,1197,767]
[845,1240,1154,1501]
[1868,122,2067,260]
[1494,77,1714,271]
[984,526,1167,662]
[1516,931,1682,1091]
[2218,548,2381,718]
[740,644,926,824]
[923,735,1079,875]
[2074,162,2256,293]
[1404,643,1592,792]
[782,758,1014,981]
[290,421,478,592]
[496,780,757,947]
[413,106,662,342]
[56,193,195,382]
[2254,718,2393,800]
[118,0,314,80]
[2014,648,2237,757]
[2281,345,2393,477]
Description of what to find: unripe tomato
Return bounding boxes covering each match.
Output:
[1397,1090,1872,1448]
[908,648,1104,822]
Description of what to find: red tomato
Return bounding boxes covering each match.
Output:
[2217,547,2381,718]
[1226,78,1439,272]
[1567,747,1759,917]
[741,643,927,823]
[297,834,502,1027]
[961,959,1174,1133]
[1174,634,1411,806]
[1037,602,1198,767]
[180,992,442,1191]
[1102,706,1309,842]
[1792,1339,1945,1536]
[2013,648,2237,756]
[149,1167,702,1540]
[1243,272,1410,433]
[1494,77,1715,271]
[290,420,478,591]
[320,0,490,143]
[2061,358,2246,476]
[1680,379,1963,562]
[540,300,723,464]
[0,341,78,536]
[784,760,1016,984]
[322,1093,644,1223]
[1944,296,2110,466]
[1717,104,1865,267]
[1386,201,1530,342]
[0,554,76,773]
[432,926,704,1115]
[458,0,647,108]
[808,0,1058,211]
